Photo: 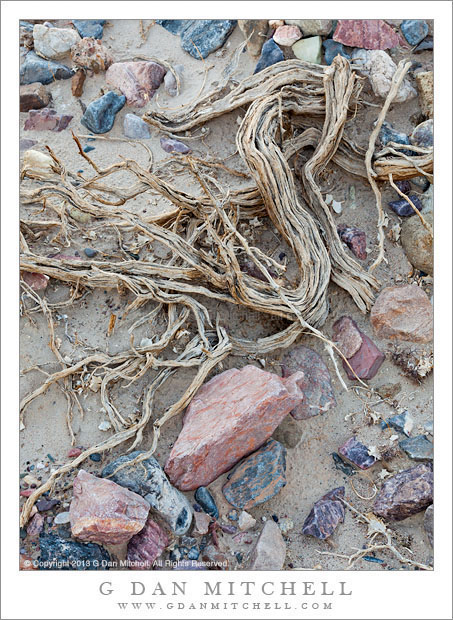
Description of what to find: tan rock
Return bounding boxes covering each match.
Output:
[370,284,433,343]
[164,365,304,490]
[285,19,332,36]
[69,470,149,545]
[238,20,269,57]
[416,71,433,118]
[20,83,50,112]
[238,510,256,531]
[401,212,433,275]
[248,520,286,570]
[71,38,114,73]
[71,69,86,97]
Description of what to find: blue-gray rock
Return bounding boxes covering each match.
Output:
[395,180,411,195]
[89,453,101,462]
[101,451,192,535]
[399,435,433,461]
[20,51,74,85]
[338,436,376,470]
[401,20,428,46]
[411,176,430,191]
[19,21,34,31]
[81,91,126,134]
[302,487,345,540]
[83,145,95,153]
[379,121,410,148]
[323,39,350,65]
[424,419,433,434]
[73,19,106,39]
[414,36,433,52]
[156,20,193,36]
[39,533,110,570]
[194,487,218,518]
[123,114,151,139]
[410,119,433,148]
[254,38,284,74]
[222,439,287,510]
[84,248,98,258]
[160,136,191,154]
[180,20,237,59]
[381,411,413,436]
[187,547,200,560]
[388,194,423,217]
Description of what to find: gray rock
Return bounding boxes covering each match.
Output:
[157,20,236,59]
[401,211,433,275]
[164,64,184,96]
[102,451,192,535]
[399,435,433,461]
[123,114,151,139]
[39,533,110,570]
[73,19,106,39]
[254,38,284,74]
[248,520,286,570]
[33,24,81,59]
[410,119,433,148]
[373,463,433,521]
[424,504,433,547]
[81,91,125,134]
[380,411,414,436]
[20,51,74,85]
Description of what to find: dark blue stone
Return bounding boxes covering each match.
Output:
[194,486,218,518]
[401,20,428,46]
[180,20,237,59]
[388,194,423,217]
[84,248,98,258]
[89,453,101,462]
[323,39,350,65]
[156,19,194,36]
[254,38,284,74]
[39,533,110,570]
[399,435,433,461]
[81,91,126,134]
[83,145,95,153]
[414,36,433,52]
[73,19,106,39]
[380,411,412,436]
[363,555,384,564]
[20,51,74,85]
[395,180,411,195]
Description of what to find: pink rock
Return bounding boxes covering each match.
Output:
[126,518,168,569]
[24,108,73,132]
[27,512,45,537]
[21,271,49,291]
[370,284,433,343]
[194,511,211,535]
[67,447,82,458]
[20,489,34,497]
[273,25,302,47]
[337,224,367,260]
[248,520,286,570]
[164,365,304,491]
[106,61,166,107]
[69,470,149,545]
[333,19,406,50]
[332,316,363,359]
[333,317,385,380]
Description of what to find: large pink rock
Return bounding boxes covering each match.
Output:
[164,365,304,490]
[127,517,168,569]
[69,470,149,545]
[106,61,166,107]
[370,284,433,343]
[333,19,405,50]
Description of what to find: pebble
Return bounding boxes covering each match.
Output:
[338,436,376,470]
[127,517,168,569]
[193,511,211,534]
[68,447,82,458]
[414,36,433,52]
[248,520,286,570]
[323,39,350,65]
[286,19,332,36]
[33,24,81,59]
[160,136,191,154]
[399,435,433,461]
[106,61,166,107]
[71,37,114,73]
[101,451,193,535]
[281,345,336,419]
[332,452,356,476]
[424,504,433,547]
[39,532,110,569]
[20,51,74,85]
[395,180,412,194]
[278,517,294,535]
[71,69,86,97]
[388,193,423,217]
[333,19,403,49]
[381,411,414,436]
[24,108,73,132]
[36,498,59,511]
[89,453,101,462]
[292,36,322,64]
[400,20,428,46]
[238,510,256,531]
[82,145,95,154]
[373,463,433,521]
[401,211,433,275]
[352,49,416,102]
[332,316,385,380]
[227,510,238,521]
[337,224,367,260]
[273,25,301,47]
[237,20,269,57]
[81,91,126,134]
[379,121,411,149]
[253,38,284,74]
[27,513,45,537]
[20,83,51,112]
[53,511,71,524]
[84,248,98,257]
[415,71,433,118]
[72,19,106,39]
[302,487,345,539]
[410,119,433,148]
[194,487,218,518]
[181,20,236,59]
[98,420,111,431]
[164,64,184,96]
[21,271,49,291]
[370,284,433,343]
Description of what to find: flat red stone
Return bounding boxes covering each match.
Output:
[333,20,405,50]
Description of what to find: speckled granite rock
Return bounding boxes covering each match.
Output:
[20,51,74,85]
[223,439,287,510]
[273,25,301,47]
[164,365,304,490]
[339,436,376,470]
[106,61,166,107]
[126,517,168,569]
[373,463,433,521]
[333,317,385,380]
[248,520,286,570]
[302,487,345,539]
[39,532,110,569]
[238,19,269,57]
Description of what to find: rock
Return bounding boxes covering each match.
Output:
[414,36,433,52]
[278,517,294,535]
[238,19,269,57]
[20,51,74,85]
[352,49,417,102]
[410,119,433,148]
[394,180,412,194]
[424,504,433,547]
[156,19,193,35]
[292,36,322,64]
[72,19,106,39]
[81,91,125,134]
[84,248,98,258]
[337,225,367,260]
[323,39,350,65]
[401,20,428,46]
[181,20,236,59]
[69,469,149,545]
[33,24,81,59]
[36,498,59,511]
[370,284,433,343]
[27,512,45,537]
[373,463,433,521]
[253,38,284,74]
[399,435,433,461]
[160,136,191,154]
[223,440,287,510]
[338,437,376,470]
[71,69,86,97]
[415,71,433,118]
[39,532,110,569]
[379,121,410,148]
[20,138,37,151]
[126,517,168,569]
[20,83,51,112]
[164,64,184,96]
[273,25,301,47]
[123,114,151,139]
[424,420,434,434]
[202,545,229,569]
[20,26,34,49]
[238,511,256,531]
[281,345,336,419]
[101,451,192,535]
[332,317,385,380]
[272,414,303,448]
[302,487,345,539]
[106,61,166,107]
[164,365,303,490]
[248,520,286,570]
[333,19,403,49]
[24,108,73,132]
[286,19,332,37]
[401,211,433,275]
[194,487,218,518]
[21,271,49,291]
[83,145,95,153]
[381,411,414,436]
[70,37,113,73]
[89,452,101,462]
[388,194,423,217]
[194,511,211,535]
[67,447,82,458]
[53,511,71,524]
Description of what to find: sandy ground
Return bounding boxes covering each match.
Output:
[20,19,433,571]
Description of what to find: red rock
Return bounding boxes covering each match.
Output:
[333,317,385,380]
[69,470,149,545]
[19,554,37,570]
[71,70,86,97]
[27,512,45,537]
[106,61,166,107]
[23,108,73,132]
[126,517,168,569]
[71,38,114,73]
[164,365,304,491]
[21,271,49,291]
[370,284,433,343]
[20,489,34,497]
[67,447,83,458]
[337,224,367,260]
[373,463,433,521]
[20,83,51,112]
[333,19,405,50]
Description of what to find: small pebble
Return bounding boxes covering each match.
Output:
[194,487,218,518]
[67,448,82,458]
[53,511,71,525]
[98,420,112,431]
[89,453,101,462]
[83,145,95,153]
[84,248,98,258]
[160,136,191,154]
